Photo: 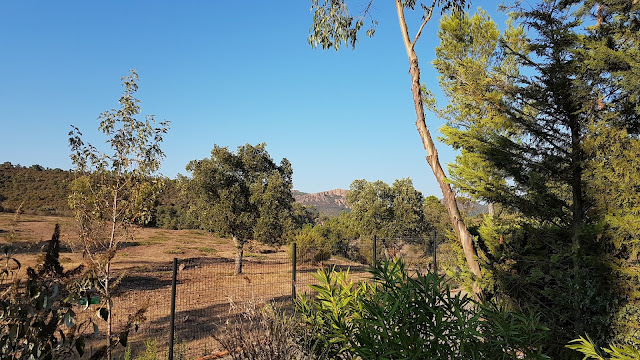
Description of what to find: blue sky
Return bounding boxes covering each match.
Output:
[0,0,507,196]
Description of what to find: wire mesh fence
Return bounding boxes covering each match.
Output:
[76,234,442,359]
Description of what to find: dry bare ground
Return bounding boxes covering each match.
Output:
[0,213,370,359]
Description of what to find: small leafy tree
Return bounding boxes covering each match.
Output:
[68,70,169,359]
[292,225,333,264]
[184,143,294,274]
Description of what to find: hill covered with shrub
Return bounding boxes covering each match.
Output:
[0,162,74,215]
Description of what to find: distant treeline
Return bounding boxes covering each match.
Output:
[0,162,187,227]
[0,162,313,230]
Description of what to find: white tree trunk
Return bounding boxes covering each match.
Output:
[395,0,483,299]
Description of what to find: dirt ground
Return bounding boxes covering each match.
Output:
[0,213,370,359]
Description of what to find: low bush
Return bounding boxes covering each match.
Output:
[292,226,332,264]
[296,259,550,359]
[213,304,322,360]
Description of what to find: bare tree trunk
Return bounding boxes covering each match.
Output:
[106,181,119,360]
[488,203,495,217]
[569,118,583,252]
[395,0,482,298]
[106,294,112,359]
[234,236,244,275]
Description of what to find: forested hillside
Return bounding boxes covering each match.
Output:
[0,162,74,215]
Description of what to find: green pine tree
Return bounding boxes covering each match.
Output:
[433,2,640,355]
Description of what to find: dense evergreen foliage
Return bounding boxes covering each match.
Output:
[431,2,640,356]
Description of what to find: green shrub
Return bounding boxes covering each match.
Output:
[0,225,83,359]
[296,259,550,359]
[295,267,371,358]
[125,339,159,360]
[198,246,217,253]
[567,336,640,360]
[470,218,631,357]
[292,226,332,264]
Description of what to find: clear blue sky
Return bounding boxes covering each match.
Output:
[0,1,507,196]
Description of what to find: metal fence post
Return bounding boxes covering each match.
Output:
[292,242,297,302]
[372,235,377,266]
[169,257,177,360]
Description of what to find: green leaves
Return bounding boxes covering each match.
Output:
[75,335,85,357]
[307,0,470,51]
[63,310,76,328]
[0,228,88,359]
[296,260,550,359]
[567,335,640,360]
[355,260,482,359]
[68,70,162,358]
[295,266,370,358]
[308,0,376,50]
[347,178,427,241]
[97,307,109,322]
[185,143,295,245]
[118,330,129,347]
[433,9,523,207]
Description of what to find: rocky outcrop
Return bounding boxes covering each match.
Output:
[293,189,349,217]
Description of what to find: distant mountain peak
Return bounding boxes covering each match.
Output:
[293,189,349,218]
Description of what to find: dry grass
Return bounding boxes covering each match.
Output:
[0,213,370,359]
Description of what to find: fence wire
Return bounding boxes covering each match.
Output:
[76,235,439,359]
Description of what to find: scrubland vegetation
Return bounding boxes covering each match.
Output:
[2,0,640,359]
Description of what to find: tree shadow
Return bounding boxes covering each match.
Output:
[178,256,234,269]
[132,292,296,358]
[118,275,175,292]
[117,241,141,249]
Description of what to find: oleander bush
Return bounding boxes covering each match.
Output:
[296,259,550,359]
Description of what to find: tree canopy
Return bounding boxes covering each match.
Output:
[432,1,640,354]
[184,143,295,274]
[347,178,426,241]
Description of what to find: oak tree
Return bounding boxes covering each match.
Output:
[184,143,295,274]
[347,178,427,257]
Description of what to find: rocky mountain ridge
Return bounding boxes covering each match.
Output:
[293,189,349,218]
